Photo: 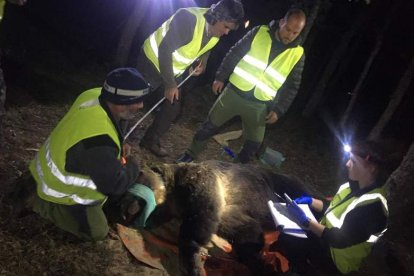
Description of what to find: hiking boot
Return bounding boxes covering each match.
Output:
[140,139,168,157]
[176,153,194,163]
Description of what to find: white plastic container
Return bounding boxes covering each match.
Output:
[260,147,285,167]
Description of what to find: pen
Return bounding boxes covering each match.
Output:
[284,193,299,207]
[284,193,293,204]
[274,192,286,203]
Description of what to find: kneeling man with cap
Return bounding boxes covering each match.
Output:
[29,68,149,241]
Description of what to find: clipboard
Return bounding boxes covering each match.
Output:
[267,199,316,239]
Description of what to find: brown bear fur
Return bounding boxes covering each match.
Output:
[137,161,311,275]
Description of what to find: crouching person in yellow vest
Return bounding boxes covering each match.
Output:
[177,8,306,163]
[278,140,403,274]
[29,68,150,241]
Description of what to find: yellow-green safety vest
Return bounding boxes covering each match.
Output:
[29,88,121,206]
[229,25,304,101]
[143,7,219,76]
[0,0,5,20]
[320,182,388,274]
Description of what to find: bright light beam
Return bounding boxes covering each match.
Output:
[343,144,351,153]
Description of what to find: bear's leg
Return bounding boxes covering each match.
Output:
[145,203,176,229]
[178,214,219,276]
[231,218,266,274]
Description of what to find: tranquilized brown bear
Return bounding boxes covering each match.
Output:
[137,160,311,275]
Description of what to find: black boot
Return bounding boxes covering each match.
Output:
[140,132,168,157]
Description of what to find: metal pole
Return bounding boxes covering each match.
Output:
[123,70,196,141]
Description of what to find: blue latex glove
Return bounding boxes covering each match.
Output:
[294,195,313,205]
[223,146,235,158]
[287,202,310,228]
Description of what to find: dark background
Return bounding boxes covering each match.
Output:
[1,0,412,147]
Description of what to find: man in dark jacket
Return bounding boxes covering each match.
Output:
[29,68,149,241]
[178,8,306,163]
[135,0,244,157]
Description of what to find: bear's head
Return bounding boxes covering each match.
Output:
[137,163,170,205]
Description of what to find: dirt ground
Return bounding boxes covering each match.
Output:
[0,75,346,275]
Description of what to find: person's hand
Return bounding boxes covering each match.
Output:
[294,195,313,205]
[189,61,204,76]
[287,202,310,228]
[265,111,278,124]
[212,80,224,95]
[7,0,27,6]
[165,87,179,103]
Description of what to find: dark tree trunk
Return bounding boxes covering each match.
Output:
[368,56,414,140]
[359,142,414,275]
[300,0,322,44]
[302,10,366,117]
[113,0,149,67]
[325,33,361,100]
[385,142,414,275]
[341,0,404,129]
[340,32,383,128]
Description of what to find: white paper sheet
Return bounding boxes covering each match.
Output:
[267,200,316,238]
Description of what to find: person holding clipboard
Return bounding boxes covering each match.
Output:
[277,139,403,274]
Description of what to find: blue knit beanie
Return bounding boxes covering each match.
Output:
[101,68,150,105]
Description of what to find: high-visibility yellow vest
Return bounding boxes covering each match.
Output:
[320,183,388,274]
[29,88,121,205]
[229,25,304,101]
[0,0,5,20]
[143,7,219,76]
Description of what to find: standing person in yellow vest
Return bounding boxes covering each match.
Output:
[177,8,306,163]
[136,0,244,157]
[278,140,403,274]
[28,68,149,241]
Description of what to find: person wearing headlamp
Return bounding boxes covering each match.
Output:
[279,140,403,274]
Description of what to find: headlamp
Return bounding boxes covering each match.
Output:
[343,144,351,153]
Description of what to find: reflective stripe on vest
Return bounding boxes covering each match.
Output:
[34,146,99,205]
[29,88,120,205]
[321,182,388,274]
[229,25,303,101]
[325,192,388,229]
[367,228,387,243]
[143,7,219,76]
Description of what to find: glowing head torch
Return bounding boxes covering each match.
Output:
[343,144,351,153]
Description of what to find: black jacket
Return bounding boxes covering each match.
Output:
[64,96,139,197]
[215,21,305,118]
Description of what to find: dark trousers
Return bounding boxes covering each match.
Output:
[143,86,182,144]
[136,52,184,145]
[276,232,338,274]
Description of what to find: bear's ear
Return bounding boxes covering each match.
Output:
[145,163,176,186]
[141,161,167,178]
